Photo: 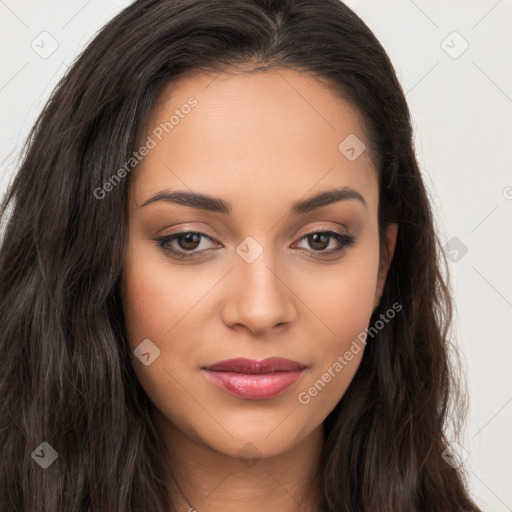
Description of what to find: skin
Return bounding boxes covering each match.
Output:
[120,67,398,512]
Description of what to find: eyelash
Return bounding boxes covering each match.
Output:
[154,229,356,260]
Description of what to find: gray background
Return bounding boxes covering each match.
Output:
[1,1,511,509]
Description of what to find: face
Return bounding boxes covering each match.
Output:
[121,68,397,461]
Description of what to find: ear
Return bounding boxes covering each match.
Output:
[373,223,398,311]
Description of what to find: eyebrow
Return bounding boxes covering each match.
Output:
[140,186,367,214]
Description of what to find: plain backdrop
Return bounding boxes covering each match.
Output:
[1,1,511,510]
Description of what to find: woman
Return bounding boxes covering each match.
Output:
[0,0,482,511]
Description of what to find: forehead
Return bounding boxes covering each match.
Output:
[130,68,378,213]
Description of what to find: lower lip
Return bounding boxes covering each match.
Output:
[202,369,305,400]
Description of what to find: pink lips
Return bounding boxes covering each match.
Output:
[202,357,307,400]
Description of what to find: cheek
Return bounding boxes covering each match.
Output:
[294,237,380,413]
[121,242,207,344]
[309,238,380,346]
[120,248,203,425]
[322,270,376,335]
[121,243,223,394]
[122,266,169,347]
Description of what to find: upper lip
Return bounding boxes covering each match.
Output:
[203,357,307,374]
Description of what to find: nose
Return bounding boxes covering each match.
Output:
[220,255,297,336]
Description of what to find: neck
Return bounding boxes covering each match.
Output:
[152,408,325,512]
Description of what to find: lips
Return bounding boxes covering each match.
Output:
[203,357,307,374]
[202,357,307,400]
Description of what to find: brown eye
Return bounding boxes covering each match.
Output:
[154,231,218,259]
[176,233,202,250]
[307,232,331,251]
[154,229,356,262]
[293,230,356,257]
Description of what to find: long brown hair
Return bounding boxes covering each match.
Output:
[0,1,481,510]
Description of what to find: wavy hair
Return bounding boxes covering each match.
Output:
[0,0,481,510]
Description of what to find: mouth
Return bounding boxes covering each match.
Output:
[202,357,307,400]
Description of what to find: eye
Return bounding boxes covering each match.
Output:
[292,230,356,257]
[154,229,356,260]
[154,231,219,259]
